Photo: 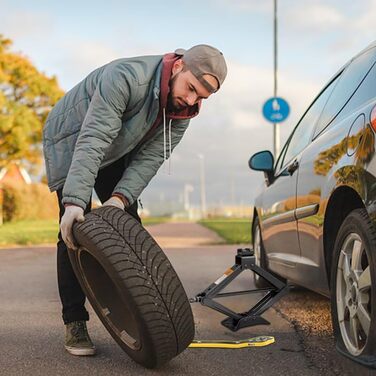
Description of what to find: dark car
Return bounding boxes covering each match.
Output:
[249,42,376,368]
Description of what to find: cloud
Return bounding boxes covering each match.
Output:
[332,1,376,52]
[0,9,55,40]
[202,59,320,133]
[215,0,272,12]
[284,3,345,32]
[51,41,121,90]
[280,1,375,58]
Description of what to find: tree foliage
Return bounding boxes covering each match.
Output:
[0,34,64,168]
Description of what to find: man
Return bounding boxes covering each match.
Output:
[43,44,227,356]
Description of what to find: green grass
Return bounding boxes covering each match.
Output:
[0,219,59,246]
[199,218,252,244]
[0,216,251,247]
[0,216,171,247]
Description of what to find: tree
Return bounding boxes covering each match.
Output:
[0,34,64,169]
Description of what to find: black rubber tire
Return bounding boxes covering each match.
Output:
[69,206,195,369]
[253,216,271,288]
[330,208,376,368]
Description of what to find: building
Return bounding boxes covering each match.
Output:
[0,163,32,186]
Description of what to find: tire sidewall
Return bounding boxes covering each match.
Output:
[330,209,376,358]
[253,217,270,288]
[69,244,159,367]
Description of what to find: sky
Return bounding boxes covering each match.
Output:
[1,0,375,213]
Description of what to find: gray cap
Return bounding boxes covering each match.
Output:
[174,44,227,93]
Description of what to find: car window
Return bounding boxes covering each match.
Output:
[335,60,376,123]
[280,76,339,168]
[313,47,376,138]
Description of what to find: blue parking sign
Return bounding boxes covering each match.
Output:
[262,97,290,123]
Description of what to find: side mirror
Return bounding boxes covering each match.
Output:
[248,150,274,185]
[249,150,274,171]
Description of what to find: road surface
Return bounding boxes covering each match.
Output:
[0,222,373,375]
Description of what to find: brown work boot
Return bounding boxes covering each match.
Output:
[64,321,96,356]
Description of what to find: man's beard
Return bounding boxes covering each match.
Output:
[167,73,186,113]
[166,94,179,113]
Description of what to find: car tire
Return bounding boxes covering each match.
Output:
[253,216,271,288]
[70,206,195,369]
[331,208,376,368]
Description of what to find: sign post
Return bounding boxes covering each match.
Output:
[273,0,279,158]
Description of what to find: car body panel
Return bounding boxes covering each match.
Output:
[294,111,367,295]
[252,43,376,297]
[259,165,300,266]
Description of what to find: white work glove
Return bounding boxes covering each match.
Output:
[102,196,125,210]
[60,205,85,250]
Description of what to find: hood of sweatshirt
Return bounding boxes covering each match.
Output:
[140,53,202,174]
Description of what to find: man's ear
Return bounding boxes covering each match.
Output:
[172,59,184,75]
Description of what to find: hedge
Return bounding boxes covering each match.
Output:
[0,182,59,222]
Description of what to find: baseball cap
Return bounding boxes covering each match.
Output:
[174,44,227,93]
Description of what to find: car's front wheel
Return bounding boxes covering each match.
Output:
[331,208,376,368]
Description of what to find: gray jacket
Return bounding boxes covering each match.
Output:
[43,55,190,208]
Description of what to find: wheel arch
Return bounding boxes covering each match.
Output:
[324,186,365,287]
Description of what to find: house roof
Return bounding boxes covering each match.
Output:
[0,165,32,184]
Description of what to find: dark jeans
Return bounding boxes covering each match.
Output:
[56,155,141,324]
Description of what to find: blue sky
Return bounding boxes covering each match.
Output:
[1,0,375,212]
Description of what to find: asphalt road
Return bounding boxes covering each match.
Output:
[0,223,374,375]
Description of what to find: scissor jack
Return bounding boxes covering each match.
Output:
[190,248,289,332]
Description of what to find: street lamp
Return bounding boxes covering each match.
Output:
[184,184,194,211]
[197,153,207,218]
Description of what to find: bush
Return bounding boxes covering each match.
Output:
[1,182,59,222]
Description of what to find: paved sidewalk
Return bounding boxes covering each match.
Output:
[146,222,225,247]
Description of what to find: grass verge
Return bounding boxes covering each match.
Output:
[0,220,59,246]
[0,216,171,247]
[199,218,252,244]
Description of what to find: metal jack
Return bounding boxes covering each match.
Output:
[190,248,289,332]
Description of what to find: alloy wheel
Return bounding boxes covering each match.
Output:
[336,232,372,356]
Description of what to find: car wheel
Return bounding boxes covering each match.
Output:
[253,216,270,288]
[70,206,195,369]
[331,208,376,368]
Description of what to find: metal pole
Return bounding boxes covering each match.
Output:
[184,184,193,211]
[198,154,207,218]
[273,0,280,158]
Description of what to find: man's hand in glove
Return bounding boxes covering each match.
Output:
[60,205,85,250]
[103,194,128,210]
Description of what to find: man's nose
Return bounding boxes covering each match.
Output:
[186,93,197,106]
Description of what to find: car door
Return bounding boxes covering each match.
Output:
[261,78,339,281]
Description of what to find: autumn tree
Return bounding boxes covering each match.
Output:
[0,34,64,170]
